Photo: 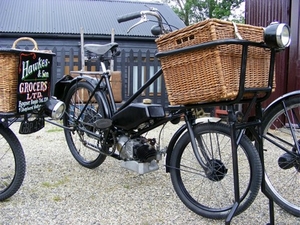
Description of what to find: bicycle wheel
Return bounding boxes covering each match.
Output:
[169,123,262,219]
[262,96,300,216]
[63,81,107,169]
[0,125,26,201]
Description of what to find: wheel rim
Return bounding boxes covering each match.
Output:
[64,84,106,166]
[171,125,257,216]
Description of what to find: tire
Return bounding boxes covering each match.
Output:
[63,81,107,169]
[262,96,300,217]
[0,125,26,201]
[169,123,262,219]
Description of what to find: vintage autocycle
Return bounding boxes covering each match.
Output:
[49,8,292,223]
[0,7,295,224]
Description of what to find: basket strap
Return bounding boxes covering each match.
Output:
[11,37,39,50]
[232,22,243,40]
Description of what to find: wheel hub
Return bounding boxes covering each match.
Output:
[278,140,300,172]
[206,159,228,181]
[83,107,101,131]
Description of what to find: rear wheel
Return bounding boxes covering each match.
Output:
[262,96,300,216]
[169,123,262,219]
[0,125,26,201]
[63,81,107,169]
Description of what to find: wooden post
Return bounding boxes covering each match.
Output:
[80,27,85,71]
[110,28,115,71]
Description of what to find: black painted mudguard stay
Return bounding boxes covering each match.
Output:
[165,123,187,173]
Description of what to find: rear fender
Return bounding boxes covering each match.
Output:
[54,75,112,118]
[54,74,99,101]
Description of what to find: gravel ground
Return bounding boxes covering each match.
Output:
[0,122,299,225]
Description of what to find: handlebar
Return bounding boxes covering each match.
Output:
[117,10,166,35]
[117,11,141,23]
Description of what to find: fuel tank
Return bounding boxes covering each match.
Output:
[112,103,165,130]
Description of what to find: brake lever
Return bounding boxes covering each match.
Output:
[127,14,147,33]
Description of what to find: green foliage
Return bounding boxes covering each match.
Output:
[168,0,244,25]
[41,176,70,188]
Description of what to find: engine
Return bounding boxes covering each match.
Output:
[117,135,157,162]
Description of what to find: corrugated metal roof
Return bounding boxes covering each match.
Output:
[0,0,185,37]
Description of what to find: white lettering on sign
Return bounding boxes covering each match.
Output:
[22,57,50,80]
[19,81,48,93]
[19,81,48,100]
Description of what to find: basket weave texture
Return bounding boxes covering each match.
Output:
[155,19,273,105]
[0,37,39,112]
[0,52,19,112]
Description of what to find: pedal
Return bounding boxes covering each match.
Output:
[94,118,112,129]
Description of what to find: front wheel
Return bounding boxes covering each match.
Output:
[0,125,26,201]
[169,123,262,219]
[63,81,107,169]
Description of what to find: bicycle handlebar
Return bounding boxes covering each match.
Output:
[117,10,166,35]
[117,11,141,23]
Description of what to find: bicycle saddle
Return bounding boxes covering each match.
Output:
[84,42,118,55]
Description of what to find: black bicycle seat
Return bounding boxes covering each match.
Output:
[84,42,118,55]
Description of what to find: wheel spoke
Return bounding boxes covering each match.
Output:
[63,82,107,169]
[169,123,261,219]
[0,126,25,201]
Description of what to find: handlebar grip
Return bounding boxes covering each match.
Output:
[117,11,141,23]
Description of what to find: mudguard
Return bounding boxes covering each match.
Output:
[54,74,100,101]
[54,74,112,118]
[165,117,221,173]
[263,90,300,113]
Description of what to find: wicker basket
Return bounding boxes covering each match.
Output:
[0,52,20,112]
[156,19,273,105]
[0,37,39,112]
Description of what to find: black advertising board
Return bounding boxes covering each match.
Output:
[17,51,54,114]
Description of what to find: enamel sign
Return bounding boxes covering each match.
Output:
[17,51,53,113]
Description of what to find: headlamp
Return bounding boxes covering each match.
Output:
[44,96,66,120]
[264,22,291,48]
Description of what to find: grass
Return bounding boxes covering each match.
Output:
[46,126,63,133]
[53,195,63,202]
[123,184,130,189]
[45,120,64,133]
[41,176,70,188]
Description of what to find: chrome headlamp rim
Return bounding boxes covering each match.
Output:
[264,22,291,48]
[51,101,66,119]
[275,23,291,48]
[44,97,66,120]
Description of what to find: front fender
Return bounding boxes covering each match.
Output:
[165,124,186,173]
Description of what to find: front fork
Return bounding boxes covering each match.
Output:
[183,112,210,173]
[282,100,300,154]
